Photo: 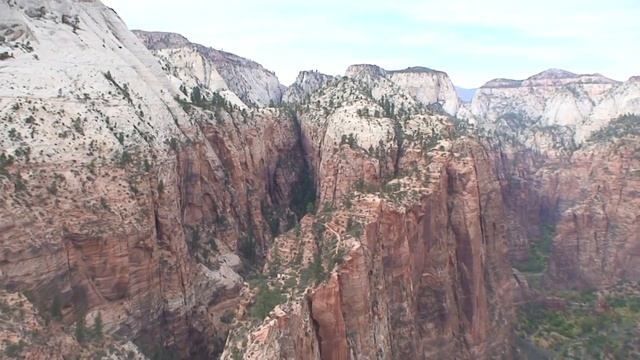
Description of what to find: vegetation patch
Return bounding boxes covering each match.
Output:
[513,222,555,273]
[247,278,285,321]
[518,282,640,359]
[588,114,640,143]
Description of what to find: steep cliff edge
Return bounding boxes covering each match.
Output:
[466,72,640,357]
[465,68,640,290]
[0,1,306,358]
[548,115,640,288]
[222,77,514,359]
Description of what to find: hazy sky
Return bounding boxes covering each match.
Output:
[102,0,639,88]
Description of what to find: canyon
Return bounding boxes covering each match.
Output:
[0,1,639,359]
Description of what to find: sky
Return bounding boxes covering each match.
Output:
[102,0,639,88]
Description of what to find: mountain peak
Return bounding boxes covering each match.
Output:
[528,68,577,80]
[389,66,444,75]
[345,64,387,78]
[132,30,191,50]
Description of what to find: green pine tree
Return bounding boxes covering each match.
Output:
[190,86,202,104]
[75,315,86,343]
[50,295,62,321]
[93,312,103,340]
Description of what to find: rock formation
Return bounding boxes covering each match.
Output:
[471,72,640,290]
[283,70,334,104]
[1,0,639,359]
[547,116,640,288]
[0,1,304,358]
[465,68,640,142]
[345,64,460,115]
[222,76,514,359]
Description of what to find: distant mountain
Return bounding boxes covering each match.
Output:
[462,68,636,142]
[455,86,476,103]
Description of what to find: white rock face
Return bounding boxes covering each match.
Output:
[134,30,284,107]
[466,69,640,142]
[387,67,460,115]
[0,0,188,165]
[587,77,640,136]
[296,76,452,206]
[283,70,334,103]
[345,64,460,115]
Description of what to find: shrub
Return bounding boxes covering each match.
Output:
[340,133,358,149]
[8,128,21,141]
[220,310,235,324]
[249,284,285,320]
[588,114,640,142]
[238,235,257,263]
[115,132,125,145]
[4,340,25,357]
[0,153,14,177]
[165,137,179,152]
[346,217,363,238]
[72,117,84,135]
[513,222,555,273]
[261,201,280,236]
[116,151,133,167]
[14,174,26,192]
[300,250,325,287]
[0,52,13,61]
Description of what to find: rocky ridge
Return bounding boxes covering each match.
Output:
[469,68,640,290]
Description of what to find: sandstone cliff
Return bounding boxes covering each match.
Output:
[0,1,305,358]
[460,68,640,292]
[222,76,514,359]
[547,115,640,288]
